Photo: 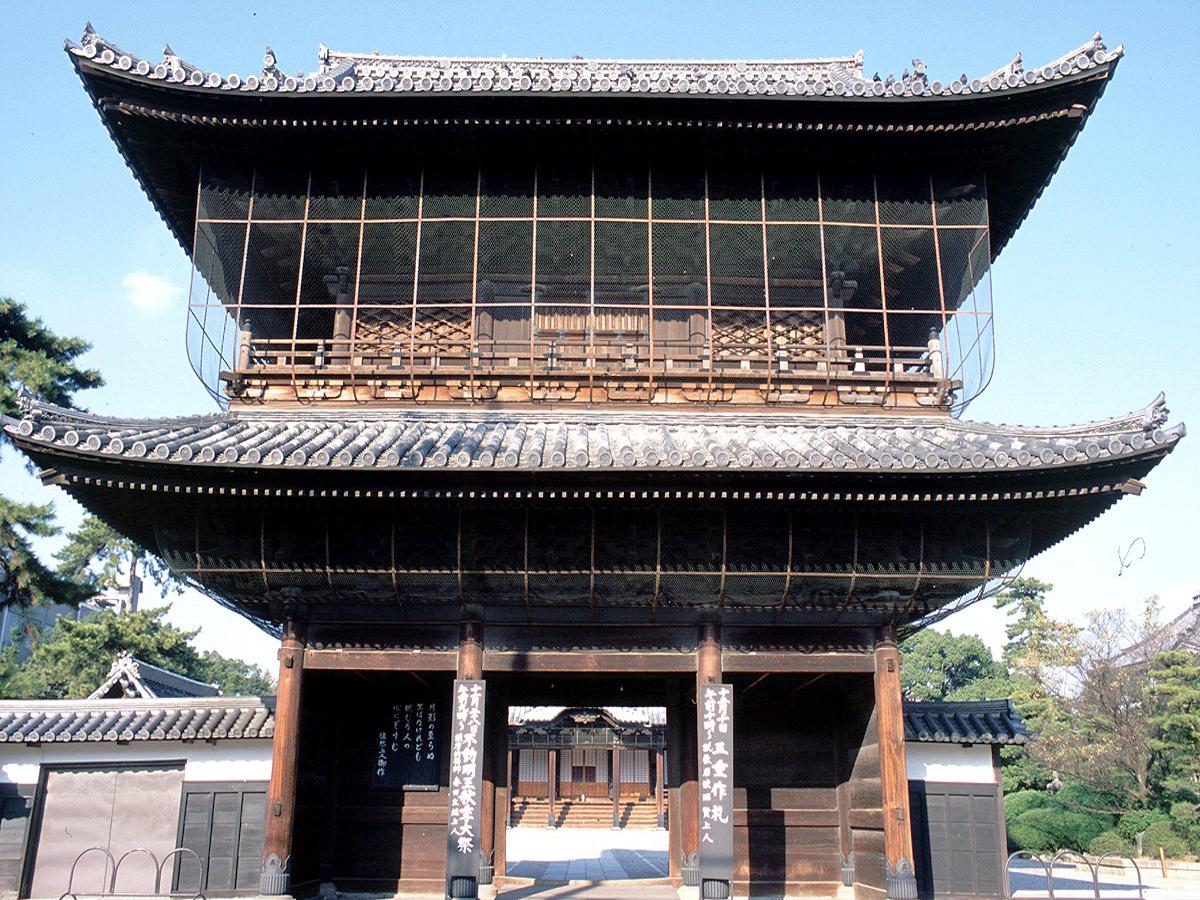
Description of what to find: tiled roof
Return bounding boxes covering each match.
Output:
[88,651,220,700]
[903,699,1031,745]
[509,706,666,727]
[0,696,274,744]
[1113,598,1200,668]
[67,25,1119,102]
[3,394,1183,477]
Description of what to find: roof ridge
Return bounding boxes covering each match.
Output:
[66,26,1120,101]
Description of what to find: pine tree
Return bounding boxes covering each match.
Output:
[1,297,104,609]
[56,514,180,607]
[1148,650,1200,804]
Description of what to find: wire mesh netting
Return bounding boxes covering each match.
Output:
[188,160,994,411]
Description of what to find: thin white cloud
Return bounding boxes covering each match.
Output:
[121,271,181,312]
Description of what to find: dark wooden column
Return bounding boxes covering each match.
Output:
[481,669,504,883]
[876,627,917,899]
[547,748,558,828]
[667,679,690,881]
[611,747,622,828]
[834,719,854,888]
[260,619,305,895]
[655,749,666,829]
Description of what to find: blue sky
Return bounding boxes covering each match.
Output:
[1,2,1197,671]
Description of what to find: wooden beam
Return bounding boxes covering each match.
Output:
[303,649,456,670]
[722,651,874,673]
[261,620,304,896]
[303,646,874,674]
[875,628,917,899]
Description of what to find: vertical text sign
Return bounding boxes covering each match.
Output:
[446,679,486,894]
[698,683,734,888]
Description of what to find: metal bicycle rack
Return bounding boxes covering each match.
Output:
[58,846,206,900]
[1005,849,1145,899]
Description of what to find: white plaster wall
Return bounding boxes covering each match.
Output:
[905,742,996,784]
[0,740,273,785]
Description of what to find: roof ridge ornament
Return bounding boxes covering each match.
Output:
[68,29,1122,99]
[1142,392,1170,431]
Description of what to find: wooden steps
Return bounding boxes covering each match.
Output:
[510,796,663,829]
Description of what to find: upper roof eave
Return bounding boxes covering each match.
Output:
[66,26,1120,106]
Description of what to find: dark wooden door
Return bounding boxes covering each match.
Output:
[909,781,1005,898]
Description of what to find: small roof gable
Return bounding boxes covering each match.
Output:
[1113,597,1200,667]
[88,651,220,700]
[903,699,1031,745]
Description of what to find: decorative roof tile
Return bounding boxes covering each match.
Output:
[88,651,220,700]
[903,699,1031,745]
[67,25,1120,103]
[4,393,1183,476]
[0,697,274,743]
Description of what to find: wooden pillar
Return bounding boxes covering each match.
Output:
[680,623,722,888]
[612,747,622,829]
[458,620,483,680]
[834,718,854,888]
[667,679,691,882]
[547,749,558,828]
[481,672,503,882]
[655,748,666,829]
[261,619,305,895]
[697,622,722,687]
[876,627,917,899]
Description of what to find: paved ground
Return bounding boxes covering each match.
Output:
[497,884,679,898]
[1010,858,1200,899]
[504,826,669,882]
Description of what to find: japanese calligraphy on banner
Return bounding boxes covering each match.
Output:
[374,700,440,789]
[698,683,734,889]
[446,679,486,890]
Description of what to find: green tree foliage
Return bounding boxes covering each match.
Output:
[0,297,102,419]
[1142,820,1190,859]
[56,514,179,597]
[0,498,89,609]
[194,649,274,696]
[1117,809,1171,842]
[899,629,1002,701]
[0,607,272,699]
[1148,651,1200,804]
[1,297,103,610]
[1007,806,1109,854]
[1088,830,1131,856]
[1005,789,1052,821]
[991,578,1077,793]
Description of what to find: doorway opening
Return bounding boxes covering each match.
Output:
[505,703,668,882]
